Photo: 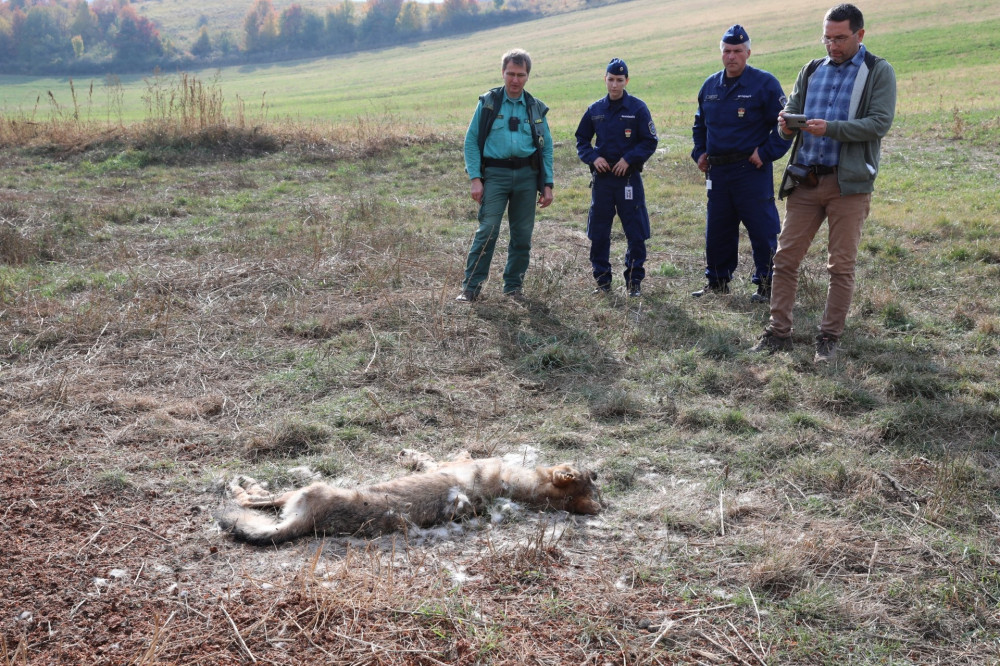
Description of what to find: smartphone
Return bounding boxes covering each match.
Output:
[783,114,808,129]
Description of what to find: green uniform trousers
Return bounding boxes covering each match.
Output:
[462,165,538,295]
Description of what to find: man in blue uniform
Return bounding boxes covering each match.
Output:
[457,48,554,303]
[691,25,791,302]
[576,58,658,297]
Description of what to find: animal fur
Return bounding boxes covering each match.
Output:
[216,449,601,546]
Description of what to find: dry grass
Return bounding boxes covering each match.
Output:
[1,84,999,663]
[0,73,441,161]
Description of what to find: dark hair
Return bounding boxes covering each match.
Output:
[502,49,532,75]
[825,4,864,32]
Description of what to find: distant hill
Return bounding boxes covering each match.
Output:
[134,0,347,49]
[134,0,601,50]
[2,0,997,148]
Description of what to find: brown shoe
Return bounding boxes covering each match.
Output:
[814,334,838,363]
[750,329,792,354]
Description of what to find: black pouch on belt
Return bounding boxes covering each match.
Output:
[785,163,818,188]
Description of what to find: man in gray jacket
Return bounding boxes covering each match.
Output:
[751,3,896,363]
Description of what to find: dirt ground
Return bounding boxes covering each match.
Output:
[0,409,710,664]
[3,139,997,664]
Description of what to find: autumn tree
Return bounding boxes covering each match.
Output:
[325,1,356,52]
[358,0,402,46]
[396,1,423,39]
[69,0,99,45]
[190,25,211,57]
[113,4,163,62]
[0,14,14,62]
[243,0,279,52]
[17,5,72,65]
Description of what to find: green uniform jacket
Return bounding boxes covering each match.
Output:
[464,86,554,194]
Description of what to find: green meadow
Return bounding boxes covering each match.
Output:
[2,0,1000,663]
[2,0,998,142]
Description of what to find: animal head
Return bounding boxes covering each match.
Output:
[547,464,602,515]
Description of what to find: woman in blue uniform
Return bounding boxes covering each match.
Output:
[576,58,659,297]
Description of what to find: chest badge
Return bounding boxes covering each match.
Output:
[738,108,746,118]
[624,128,632,138]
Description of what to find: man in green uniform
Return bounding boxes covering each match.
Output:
[456,48,555,302]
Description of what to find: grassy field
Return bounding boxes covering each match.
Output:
[2,0,999,140]
[2,0,1000,663]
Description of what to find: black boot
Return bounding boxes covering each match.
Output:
[750,281,771,304]
[692,281,730,298]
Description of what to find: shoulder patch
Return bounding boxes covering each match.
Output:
[648,121,658,139]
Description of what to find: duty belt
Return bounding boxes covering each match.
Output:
[484,157,535,169]
[808,165,837,175]
[708,152,752,166]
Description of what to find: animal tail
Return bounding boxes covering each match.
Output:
[216,504,307,546]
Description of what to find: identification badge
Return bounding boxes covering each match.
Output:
[706,179,712,191]
[624,186,633,200]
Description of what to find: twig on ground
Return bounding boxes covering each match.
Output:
[365,321,379,372]
[727,620,767,666]
[77,526,105,555]
[221,602,256,663]
[746,586,764,656]
[719,491,725,536]
[867,541,879,582]
[650,619,675,646]
[696,630,753,666]
[111,521,171,543]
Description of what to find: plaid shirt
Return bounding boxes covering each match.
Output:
[797,45,867,167]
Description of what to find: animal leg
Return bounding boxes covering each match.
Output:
[229,475,294,509]
[398,449,438,471]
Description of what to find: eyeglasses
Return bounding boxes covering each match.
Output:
[821,32,857,45]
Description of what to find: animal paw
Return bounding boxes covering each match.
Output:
[398,449,436,470]
[551,467,577,487]
[230,475,268,498]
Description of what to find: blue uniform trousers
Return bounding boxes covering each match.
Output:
[588,173,650,288]
[705,161,780,285]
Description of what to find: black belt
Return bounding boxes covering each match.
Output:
[484,157,535,169]
[708,152,752,166]
[808,165,837,175]
[593,167,637,178]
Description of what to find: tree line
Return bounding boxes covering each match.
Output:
[0,0,545,75]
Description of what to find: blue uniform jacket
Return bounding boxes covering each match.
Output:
[576,91,658,172]
[691,65,790,164]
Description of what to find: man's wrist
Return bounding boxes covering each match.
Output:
[544,183,553,189]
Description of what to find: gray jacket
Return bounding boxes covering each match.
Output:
[779,48,896,199]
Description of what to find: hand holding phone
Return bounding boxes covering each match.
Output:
[783,114,808,130]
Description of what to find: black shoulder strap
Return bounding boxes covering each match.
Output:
[477,87,504,158]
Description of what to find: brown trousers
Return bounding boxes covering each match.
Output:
[769,173,872,339]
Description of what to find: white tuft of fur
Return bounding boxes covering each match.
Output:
[502,444,538,468]
[288,466,319,483]
[447,486,472,515]
[490,498,521,524]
